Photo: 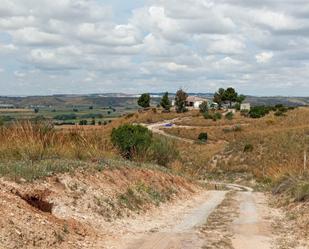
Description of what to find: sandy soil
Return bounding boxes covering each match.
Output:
[1,175,308,249]
[105,187,309,249]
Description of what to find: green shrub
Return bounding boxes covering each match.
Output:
[244,143,254,152]
[249,106,270,118]
[225,111,234,120]
[203,112,213,120]
[198,132,208,142]
[213,112,222,121]
[111,124,152,159]
[147,137,179,167]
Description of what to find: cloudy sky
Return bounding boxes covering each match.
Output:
[0,0,309,96]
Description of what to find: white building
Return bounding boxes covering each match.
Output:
[240,103,251,111]
[186,96,208,110]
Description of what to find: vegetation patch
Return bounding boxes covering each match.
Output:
[118,182,177,211]
[111,124,152,159]
[198,132,208,143]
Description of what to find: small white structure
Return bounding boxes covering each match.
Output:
[240,103,251,111]
[186,96,208,110]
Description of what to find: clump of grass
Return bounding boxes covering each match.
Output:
[223,124,242,133]
[273,174,309,202]
[225,112,234,120]
[146,136,179,167]
[243,143,254,152]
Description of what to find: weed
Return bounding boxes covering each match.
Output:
[244,144,254,152]
[198,133,208,142]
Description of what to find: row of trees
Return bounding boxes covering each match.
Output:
[138,90,188,113]
[137,87,245,113]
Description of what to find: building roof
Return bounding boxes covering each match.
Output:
[186,96,208,102]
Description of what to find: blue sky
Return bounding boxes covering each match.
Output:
[0,0,309,96]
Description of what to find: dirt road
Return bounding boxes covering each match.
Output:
[106,186,308,249]
[143,119,195,143]
[126,191,226,249]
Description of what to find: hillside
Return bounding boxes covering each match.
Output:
[0,94,308,109]
[0,107,308,248]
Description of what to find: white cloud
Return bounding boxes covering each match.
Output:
[11,27,65,46]
[256,52,274,63]
[0,0,308,95]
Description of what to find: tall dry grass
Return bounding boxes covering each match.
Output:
[0,121,114,162]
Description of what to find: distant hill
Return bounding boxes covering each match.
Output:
[0,94,308,108]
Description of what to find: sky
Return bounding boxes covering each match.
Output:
[0,0,309,96]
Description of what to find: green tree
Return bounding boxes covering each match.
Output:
[79,120,88,125]
[236,94,246,104]
[160,92,171,111]
[175,89,188,113]
[223,87,238,107]
[91,118,96,125]
[138,93,150,108]
[213,88,225,109]
[199,101,208,113]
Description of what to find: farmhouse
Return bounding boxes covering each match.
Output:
[185,96,208,109]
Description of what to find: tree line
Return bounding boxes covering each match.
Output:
[137,87,246,113]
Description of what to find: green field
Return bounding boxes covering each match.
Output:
[0,106,136,125]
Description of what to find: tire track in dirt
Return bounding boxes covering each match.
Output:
[117,191,227,249]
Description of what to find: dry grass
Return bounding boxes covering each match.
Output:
[162,108,309,182]
[0,108,32,113]
[0,121,116,162]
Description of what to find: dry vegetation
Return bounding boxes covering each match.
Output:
[0,105,309,245]
[0,161,199,248]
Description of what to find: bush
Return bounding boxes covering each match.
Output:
[111,124,152,159]
[225,111,234,120]
[203,112,213,120]
[244,143,254,152]
[249,106,270,118]
[213,112,222,121]
[147,137,179,167]
[203,112,222,121]
[198,132,208,142]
